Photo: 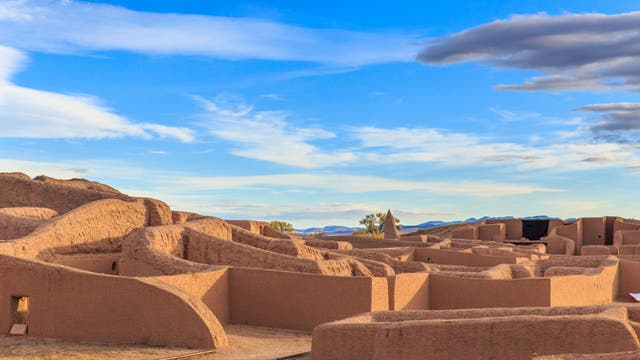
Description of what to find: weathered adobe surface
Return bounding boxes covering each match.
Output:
[32,175,122,194]
[0,212,48,240]
[0,206,58,219]
[535,352,640,359]
[312,305,640,360]
[225,219,292,239]
[0,172,172,226]
[121,217,370,277]
[0,254,228,348]
[0,198,149,261]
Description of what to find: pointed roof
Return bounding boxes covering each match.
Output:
[383,209,399,240]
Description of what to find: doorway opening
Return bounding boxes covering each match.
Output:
[11,296,29,325]
[522,220,549,240]
[182,236,190,260]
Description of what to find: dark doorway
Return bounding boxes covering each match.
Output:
[522,220,549,240]
[604,217,616,245]
[182,235,190,260]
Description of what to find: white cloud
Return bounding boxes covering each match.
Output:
[197,97,356,168]
[192,98,640,172]
[351,126,640,172]
[0,45,194,142]
[166,173,558,197]
[0,0,417,66]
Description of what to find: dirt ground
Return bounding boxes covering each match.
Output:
[0,325,311,360]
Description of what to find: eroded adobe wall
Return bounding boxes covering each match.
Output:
[53,253,121,275]
[312,306,640,360]
[548,257,619,306]
[429,274,551,309]
[0,173,128,214]
[450,226,477,239]
[615,218,640,234]
[0,207,58,219]
[324,235,438,249]
[552,221,579,241]
[548,219,566,234]
[225,220,291,239]
[0,198,149,261]
[477,223,506,242]
[486,219,522,240]
[615,230,640,248]
[151,268,230,324]
[229,267,388,331]
[121,219,359,276]
[414,248,526,267]
[582,218,606,246]
[0,255,227,348]
[388,273,429,310]
[0,173,172,226]
[618,259,640,298]
[0,213,46,240]
[32,175,122,194]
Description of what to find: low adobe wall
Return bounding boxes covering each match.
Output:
[324,235,436,249]
[618,259,640,299]
[547,256,619,306]
[615,219,640,236]
[52,253,121,275]
[0,255,227,348]
[582,218,606,247]
[450,226,476,239]
[414,247,527,267]
[387,272,429,310]
[553,221,579,241]
[429,274,551,309]
[478,223,506,242]
[486,219,522,240]
[228,267,388,331]
[225,220,290,239]
[616,230,640,247]
[122,220,357,277]
[312,306,640,360]
[151,268,230,324]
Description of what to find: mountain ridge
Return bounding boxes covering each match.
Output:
[294,215,563,236]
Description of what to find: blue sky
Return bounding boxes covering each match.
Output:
[1,1,640,227]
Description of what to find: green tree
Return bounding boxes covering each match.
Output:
[357,212,401,235]
[269,220,294,233]
[358,213,379,234]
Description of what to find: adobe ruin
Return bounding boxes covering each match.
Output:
[1,172,640,358]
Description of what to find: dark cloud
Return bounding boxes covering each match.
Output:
[581,156,616,163]
[418,12,640,91]
[574,103,640,143]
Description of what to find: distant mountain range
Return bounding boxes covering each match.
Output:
[294,215,562,236]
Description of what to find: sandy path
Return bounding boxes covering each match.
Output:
[0,325,311,360]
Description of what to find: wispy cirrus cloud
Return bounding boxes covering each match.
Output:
[193,98,640,172]
[418,11,640,92]
[0,0,417,66]
[0,45,194,142]
[196,97,356,168]
[351,126,640,172]
[167,172,558,197]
